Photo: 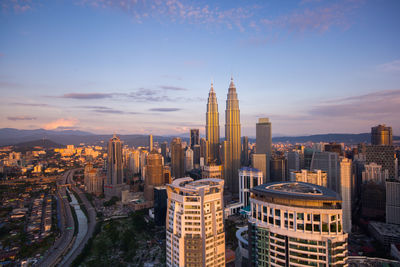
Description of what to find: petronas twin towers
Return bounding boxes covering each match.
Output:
[206,78,241,194]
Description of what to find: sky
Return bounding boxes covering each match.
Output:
[0,0,400,137]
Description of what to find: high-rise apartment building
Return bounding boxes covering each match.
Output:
[371,124,393,145]
[248,182,348,266]
[86,169,103,196]
[386,179,400,225]
[201,164,223,179]
[290,169,327,187]
[107,134,124,185]
[190,129,200,148]
[206,83,220,164]
[171,137,184,179]
[225,78,241,195]
[166,177,225,267]
[239,167,263,207]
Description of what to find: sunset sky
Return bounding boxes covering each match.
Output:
[1,0,400,137]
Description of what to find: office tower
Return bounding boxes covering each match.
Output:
[107,134,124,185]
[239,167,263,207]
[202,164,223,179]
[371,124,393,145]
[206,83,220,163]
[161,141,168,162]
[251,154,267,182]
[86,168,103,196]
[193,144,201,168]
[303,148,314,170]
[200,138,209,166]
[339,157,352,233]
[225,78,241,195]
[256,118,272,180]
[144,150,163,201]
[362,162,389,184]
[166,178,225,267]
[184,147,194,172]
[366,145,397,179]
[287,151,301,173]
[310,151,340,192]
[171,137,184,179]
[241,136,249,166]
[312,142,326,152]
[256,118,272,155]
[386,180,400,225]
[154,186,167,226]
[290,169,328,187]
[128,150,140,174]
[270,155,286,182]
[190,129,200,148]
[324,143,343,155]
[248,182,348,267]
[149,134,153,151]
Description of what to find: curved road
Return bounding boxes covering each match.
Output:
[37,169,97,266]
[37,170,75,266]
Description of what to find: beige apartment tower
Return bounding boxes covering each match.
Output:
[225,78,241,195]
[166,178,225,267]
[206,83,220,164]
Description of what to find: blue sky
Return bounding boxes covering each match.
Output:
[1,0,400,137]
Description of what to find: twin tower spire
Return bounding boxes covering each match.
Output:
[206,78,241,194]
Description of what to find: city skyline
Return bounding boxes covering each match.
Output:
[1,0,400,136]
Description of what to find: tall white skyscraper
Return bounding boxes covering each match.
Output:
[339,157,352,233]
[239,167,263,207]
[184,147,194,172]
[166,178,225,267]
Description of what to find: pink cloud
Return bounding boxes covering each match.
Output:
[377,59,400,73]
[1,0,32,13]
[43,118,79,130]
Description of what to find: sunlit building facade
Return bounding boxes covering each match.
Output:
[166,177,225,267]
[249,182,348,267]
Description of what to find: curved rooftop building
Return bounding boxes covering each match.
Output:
[249,181,348,267]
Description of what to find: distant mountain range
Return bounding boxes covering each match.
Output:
[12,139,66,152]
[0,128,398,147]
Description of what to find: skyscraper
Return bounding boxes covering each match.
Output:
[371,124,393,145]
[339,157,352,233]
[239,167,263,207]
[166,177,225,267]
[290,169,328,187]
[144,150,163,201]
[248,182,348,266]
[256,118,272,180]
[107,134,124,185]
[190,129,200,148]
[171,137,184,179]
[386,179,400,225]
[184,147,194,172]
[149,134,153,151]
[161,141,168,162]
[225,78,241,195]
[206,83,220,163]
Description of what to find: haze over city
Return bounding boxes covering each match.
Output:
[1,0,400,136]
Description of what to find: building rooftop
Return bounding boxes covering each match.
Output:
[251,181,341,201]
[369,221,400,237]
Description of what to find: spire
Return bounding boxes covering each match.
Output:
[229,77,235,89]
[210,82,214,92]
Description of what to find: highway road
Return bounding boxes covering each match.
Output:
[61,170,97,266]
[36,170,75,267]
